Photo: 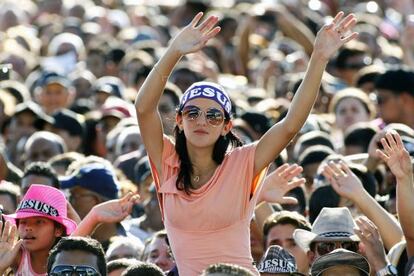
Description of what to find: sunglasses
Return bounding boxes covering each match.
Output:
[315,241,359,256]
[49,265,100,276]
[181,105,225,126]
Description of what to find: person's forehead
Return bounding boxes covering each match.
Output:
[269,223,296,237]
[184,97,222,110]
[30,137,58,148]
[53,250,98,268]
[21,174,54,188]
[70,186,93,194]
[337,97,364,108]
[45,82,68,91]
[148,237,168,251]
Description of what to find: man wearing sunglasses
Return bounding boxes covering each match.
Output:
[293,207,360,265]
[47,236,106,276]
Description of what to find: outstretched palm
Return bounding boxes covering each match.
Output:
[313,12,358,60]
[0,221,22,272]
[259,164,305,204]
[170,12,221,55]
[92,192,140,224]
[377,131,412,179]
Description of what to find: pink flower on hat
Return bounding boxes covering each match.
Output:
[3,184,77,235]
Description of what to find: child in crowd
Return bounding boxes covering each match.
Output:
[0,184,77,275]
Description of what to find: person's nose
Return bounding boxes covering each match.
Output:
[195,112,208,126]
[22,223,33,232]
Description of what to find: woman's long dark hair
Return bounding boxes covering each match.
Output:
[174,116,243,195]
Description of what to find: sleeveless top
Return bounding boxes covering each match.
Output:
[150,135,267,276]
[16,248,47,276]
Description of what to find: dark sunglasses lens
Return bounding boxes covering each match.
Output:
[342,242,359,252]
[206,108,224,125]
[317,242,336,255]
[51,265,99,276]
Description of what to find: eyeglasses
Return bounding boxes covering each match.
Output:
[49,265,100,276]
[181,105,225,126]
[315,241,359,256]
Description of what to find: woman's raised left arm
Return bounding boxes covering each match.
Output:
[254,12,358,174]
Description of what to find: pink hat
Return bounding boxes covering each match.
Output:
[3,184,77,235]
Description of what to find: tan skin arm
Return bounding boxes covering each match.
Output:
[254,12,358,175]
[135,13,221,177]
[377,131,414,256]
[274,5,315,56]
[322,160,403,250]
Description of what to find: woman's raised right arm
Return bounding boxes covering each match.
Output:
[135,12,220,172]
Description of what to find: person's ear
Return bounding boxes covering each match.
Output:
[54,224,65,237]
[222,120,233,136]
[176,113,183,131]
[307,250,316,263]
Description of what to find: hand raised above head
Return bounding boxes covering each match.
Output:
[376,130,413,180]
[321,160,364,202]
[170,12,221,56]
[313,12,358,61]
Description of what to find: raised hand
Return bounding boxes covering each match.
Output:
[0,220,22,273]
[321,160,364,202]
[313,12,358,61]
[354,216,388,272]
[259,164,305,204]
[170,12,221,56]
[376,131,413,180]
[90,192,140,224]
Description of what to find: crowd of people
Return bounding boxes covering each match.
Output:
[0,0,414,275]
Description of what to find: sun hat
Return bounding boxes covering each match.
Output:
[257,245,305,275]
[60,162,120,200]
[3,184,77,235]
[293,207,359,250]
[178,81,232,117]
[310,248,370,276]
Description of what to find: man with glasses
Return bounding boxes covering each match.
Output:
[293,207,360,265]
[47,236,106,276]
